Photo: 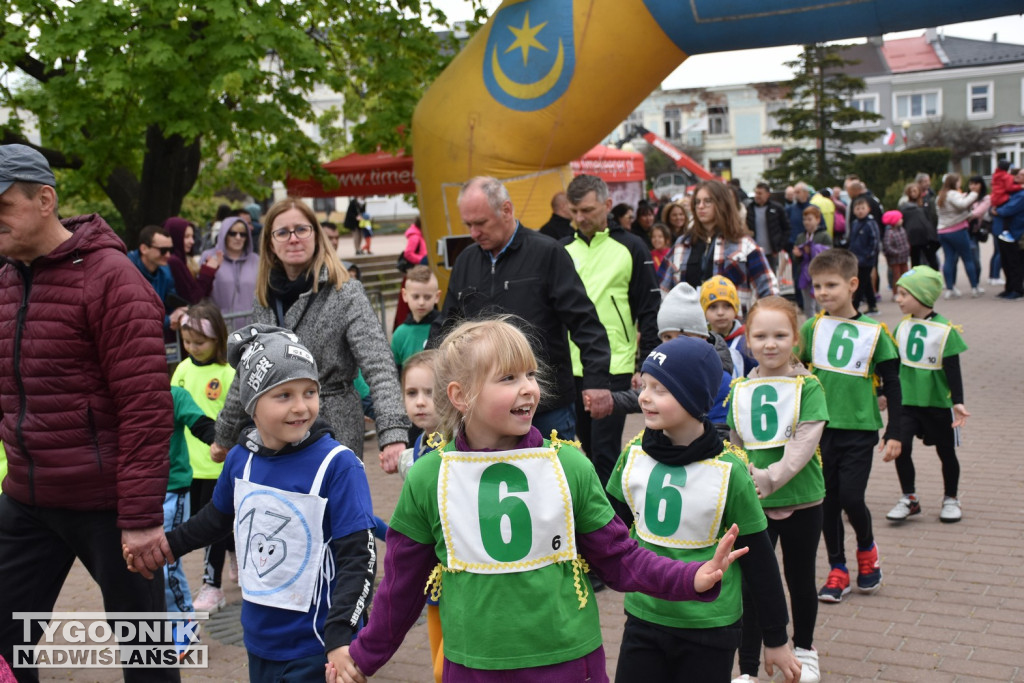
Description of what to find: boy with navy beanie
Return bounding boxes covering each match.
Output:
[607,336,801,683]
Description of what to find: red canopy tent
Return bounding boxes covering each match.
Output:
[569,144,645,183]
[285,150,415,197]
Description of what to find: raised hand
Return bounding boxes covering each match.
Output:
[694,523,748,593]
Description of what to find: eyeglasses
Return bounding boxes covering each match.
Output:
[146,245,173,255]
[271,224,315,242]
[226,231,247,238]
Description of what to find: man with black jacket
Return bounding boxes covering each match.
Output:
[747,182,788,271]
[431,176,613,439]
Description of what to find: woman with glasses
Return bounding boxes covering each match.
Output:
[210,198,408,469]
[659,180,778,313]
[200,215,260,329]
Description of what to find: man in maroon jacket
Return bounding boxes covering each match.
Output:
[0,144,179,682]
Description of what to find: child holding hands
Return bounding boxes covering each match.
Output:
[728,296,829,683]
[329,318,746,682]
[131,325,378,681]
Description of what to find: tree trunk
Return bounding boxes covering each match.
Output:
[103,125,202,248]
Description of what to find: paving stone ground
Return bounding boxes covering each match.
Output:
[36,238,1024,682]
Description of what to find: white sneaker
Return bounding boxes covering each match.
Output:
[943,288,962,299]
[731,676,756,683]
[795,647,821,683]
[886,494,921,521]
[990,277,1005,286]
[971,286,984,297]
[193,584,226,613]
[940,497,962,523]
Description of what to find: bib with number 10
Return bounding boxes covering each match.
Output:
[895,317,949,370]
[812,317,882,378]
[438,447,577,574]
[732,378,802,449]
[622,446,731,549]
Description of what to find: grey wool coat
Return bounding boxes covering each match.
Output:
[214,267,409,458]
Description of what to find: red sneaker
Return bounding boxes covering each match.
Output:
[817,567,850,603]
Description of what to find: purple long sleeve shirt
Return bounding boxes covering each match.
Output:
[349,428,721,680]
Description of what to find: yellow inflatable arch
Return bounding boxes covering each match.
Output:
[413,0,1019,291]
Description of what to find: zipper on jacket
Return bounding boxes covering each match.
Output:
[610,296,631,340]
[13,264,34,503]
[87,406,102,472]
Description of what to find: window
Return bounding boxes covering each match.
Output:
[894,90,940,121]
[967,82,993,119]
[664,108,681,140]
[623,110,644,138]
[849,94,879,115]
[313,197,335,213]
[765,100,786,133]
[969,154,992,177]
[707,106,729,136]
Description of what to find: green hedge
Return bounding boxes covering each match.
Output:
[851,148,950,193]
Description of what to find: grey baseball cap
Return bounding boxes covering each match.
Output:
[0,144,57,196]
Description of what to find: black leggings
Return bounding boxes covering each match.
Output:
[896,405,959,499]
[738,505,823,677]
[190,478,233,588]
[821,428,878,566]
[616,615,742,683]
[911,242,940,270]
[853,265,876,309]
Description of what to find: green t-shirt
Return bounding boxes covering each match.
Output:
[391,319,432,369]
[894,313,967,408]
[726,375,828,508]
[606,437,766,629]
[388,439,614,670]
[799,313,899,431]
[170,359,235,480]
[168,387,206,491]
[354,370,369,401]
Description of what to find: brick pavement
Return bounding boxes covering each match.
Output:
[36,241,1024,681]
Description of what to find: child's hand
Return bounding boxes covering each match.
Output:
[792,245,803,258]
[122,544,139,573]
[880,438,901,462]
[210,443,228,463]
[694,524,748,593]
[952,403,970,428]
[326,647,366,683]
[878,395,887,413]
[764,644,802,683]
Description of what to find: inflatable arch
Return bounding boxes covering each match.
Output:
[412,0,1020,291]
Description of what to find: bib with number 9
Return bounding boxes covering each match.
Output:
[811,317,881,377]
[621,446,731,549]
[895,318,949,370]
[732,378,802,449]
[439,447,577,574]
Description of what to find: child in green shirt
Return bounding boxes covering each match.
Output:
[607,335,800,683]
[800,249,902,604]
[887,266,969,523]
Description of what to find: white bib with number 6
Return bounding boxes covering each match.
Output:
[812,317,881,378]
[622,446,731,549]
[896,318,949,370]
[439,448,577,574]
[732,378,802,449]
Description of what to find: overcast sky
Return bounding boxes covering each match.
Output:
[430,2,1023,89]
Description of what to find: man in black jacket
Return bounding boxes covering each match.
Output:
[747,182,788,271]
[431,176,613,439]
[539,191,575,241]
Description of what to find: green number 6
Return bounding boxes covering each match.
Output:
[906,325,926,362]
[751,384,779,441]
[827,323,858,367]
[644,463,687,536]
[478,463,532,562]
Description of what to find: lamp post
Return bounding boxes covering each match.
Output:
[901,120,910,149]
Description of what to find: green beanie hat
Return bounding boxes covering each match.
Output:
[897,266,943,307]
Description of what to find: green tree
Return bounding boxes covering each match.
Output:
[765,43,882,190]
[0,0,482,244]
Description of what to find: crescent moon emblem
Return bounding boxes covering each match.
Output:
[491,39,565,101]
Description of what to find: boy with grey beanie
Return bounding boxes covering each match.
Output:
[155,325,379,678]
